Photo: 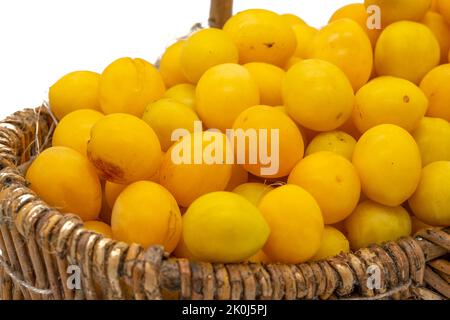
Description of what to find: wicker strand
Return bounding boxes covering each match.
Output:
[342,281,412,300]
[0,253,52,295]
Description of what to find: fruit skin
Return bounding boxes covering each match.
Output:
[182,191,270,263]
[305,130,357,161]
[259,184,324,263]
[232,105,304,178]
[353,76,428,133]
[87,113,162,184]
[352,124,422,206]
[410,215,433,234]
[309,18,373,91]
[291,24,318,58]
[274,106,315,145]
[180,28,239,83]
[232,183,274,207]
[26,146,102,221]
[196,63,259,132]
[288,151,361,225]
[421,11,450,64]
[84,221,112,238]
[142,98,200,152]
[431,0,439,11]
[99,57,165,117]
[225,165,248,191]
[283,59,354,132]
[244,62,285,106]
[281,13,306,26]
[111,181,182,252]
[49,71,101,120]
[420,64,450,122]
[173,231,198,260]
[163,83,196,111]
[408,161,450,226]
[436,0,450,24]
[284,56,302,71]
[159,40,189,87]
[223,9,297,67]
[248,250,271,263]
[311,226,350,261]
[364,0,431,26]
[52,109,104,157]
[345,200,412,250]
[329,3,381,48]
[104,181,127,209]
[412,117,450,166]
[375,21,440,85]
[159,131,232,207]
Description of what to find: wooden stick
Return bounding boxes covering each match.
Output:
[209,0,233,28]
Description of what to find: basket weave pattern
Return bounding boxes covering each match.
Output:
[0,106,448,300]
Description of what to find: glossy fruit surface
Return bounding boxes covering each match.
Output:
[232,182,274,207]
[329,3,381,47]
[49,71,101,120]
[232,105,304,178]
[104,181,127,209]
[345,200,412,249]
[291,24,318,58]
[364,0,431,26]
[159,131,232,207]
[309,18,373,91]
[181,28,239,83]
[305,130,356,161]
[288,151,361,224]
[311,226,350,261]
[52,109,104,157]
[182,191,270,263]
[142,98,199,151]
[26,146,102,221]
[196,63,259,132]
[99,57,165,116]
[244,62,285,106]
[163,83,196,111]
[87,113,162,184]
[375,21,440,84]
[223,9,297,67]
[409,161,450,226]
[84,221,113,238]
[159,40,189,87]
[352,124,422,206]
[259,185,324,263]
[421,11,450,63]
[420,64,450,121]
[283,59,354,132]
[412,117,450,166]
[353,76,428,133]
[111,181,182,252]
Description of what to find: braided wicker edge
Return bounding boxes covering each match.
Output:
[0,106,448,300]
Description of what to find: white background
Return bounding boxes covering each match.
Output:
[0,0,354,119]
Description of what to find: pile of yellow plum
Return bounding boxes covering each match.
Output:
[26,0,450,264]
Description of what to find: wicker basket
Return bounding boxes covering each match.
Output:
[0,1,449,300]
